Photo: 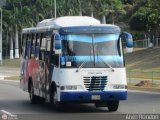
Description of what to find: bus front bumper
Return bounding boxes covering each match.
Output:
[60,91,127,102]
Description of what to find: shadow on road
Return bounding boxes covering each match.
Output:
[20,101,112,114]
[51,103,109,113]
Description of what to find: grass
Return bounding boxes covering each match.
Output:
[125,48,160,71]
[4,76,20,80]
[0,58,20,68]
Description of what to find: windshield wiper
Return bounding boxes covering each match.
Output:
[76,45,93,72]
[102,60,115,72]
[76,60,87,72]
[97,53,115,72]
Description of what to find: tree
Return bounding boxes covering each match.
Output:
[145,0,160,34]
[129,0,160,34]
[1,0,134,59]
[129,7,148,31]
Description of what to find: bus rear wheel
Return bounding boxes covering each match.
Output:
[29,82,37,104]
[107,100,119,112]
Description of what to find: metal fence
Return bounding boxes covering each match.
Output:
[133,40,148,48]
[133,38,160,48]
[127,71,160,85]
[123,36,160,48]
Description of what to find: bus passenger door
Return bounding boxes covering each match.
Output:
[44,38,51,96]
[38,33,47,97]
[38,33,52,98]
[49,33,61,86]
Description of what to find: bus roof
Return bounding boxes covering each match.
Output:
[22,16,120,33]
[36,16,101,27]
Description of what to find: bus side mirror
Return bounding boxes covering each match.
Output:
[54,33,62,54]
[123,32,133,53]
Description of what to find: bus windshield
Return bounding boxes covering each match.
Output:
[60,33,124,68]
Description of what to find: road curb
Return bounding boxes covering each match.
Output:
[0,79,19,82]
[128,89,160,94]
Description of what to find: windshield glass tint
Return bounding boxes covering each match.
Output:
[60,34,124,68]
[61,34,92,56]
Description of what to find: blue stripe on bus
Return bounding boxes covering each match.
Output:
[61,56,123,62]
[60,91,127,102]
[61,39,116,43]
[61,34,119,43]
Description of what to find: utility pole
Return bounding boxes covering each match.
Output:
[54,0,56,18]
[0,8,2,65]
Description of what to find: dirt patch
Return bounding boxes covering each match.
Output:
[135,80,150,86]
[134,80,160,89]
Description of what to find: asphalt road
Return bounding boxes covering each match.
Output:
[0,80,160,120]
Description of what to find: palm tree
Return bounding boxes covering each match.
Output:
[94,0,125,24]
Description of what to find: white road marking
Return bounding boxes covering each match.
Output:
[0,110,12,115]
[0,110,18,119]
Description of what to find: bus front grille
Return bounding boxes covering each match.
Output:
[83,76,108,91]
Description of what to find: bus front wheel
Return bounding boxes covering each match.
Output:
[107,100,119,112]
[50,89,62,111]
[29,82,37,104]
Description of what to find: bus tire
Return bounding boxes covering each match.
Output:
[29,82,37,104]
[37,96,45,104]
[50,85,57,108]
[50,87,62,111]
[107,100,119,112]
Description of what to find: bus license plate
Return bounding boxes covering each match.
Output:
[91,95,101,100]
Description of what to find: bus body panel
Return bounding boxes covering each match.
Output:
[60,91,127,102]
[52,68,127,89]
[20,58,47,97]
[51,68,127,102]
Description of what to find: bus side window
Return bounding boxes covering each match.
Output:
[35,33,40,59]
[45,37,52,67]
[51,54,59,67]
[31,34,36,58]
[25,34,32,59]
[39,33,46,60]
[50,34,59,67]
[46,37,51,52]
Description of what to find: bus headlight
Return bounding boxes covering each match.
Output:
[60,85,83,90]
[112,85,127,89]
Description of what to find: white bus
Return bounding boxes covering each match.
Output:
[20,16,133,111]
